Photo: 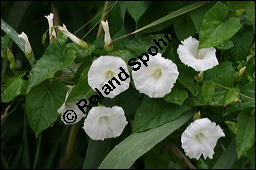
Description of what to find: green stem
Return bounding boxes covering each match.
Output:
[96,1,110,38]
[59,123,80,168]
[81,1,118,40]
[33,133,42,169]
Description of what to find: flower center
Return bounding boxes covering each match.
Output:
[105,70,115,79]
[196,132,205,141]
[153,68,162,79]
[196,49,206,60]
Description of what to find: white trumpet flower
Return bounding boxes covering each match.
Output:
[58,24,88,48]
[45,13,56,42]
[88,56,130,98]
[181,118,225,160]
[57,85,86,125]
[83,106,128,141]
[177,36,218,71]
[132,53,179,98]
[18,32,32,59]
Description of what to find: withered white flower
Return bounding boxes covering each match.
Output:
[101,20,112,46]
[88,56,130,98]
[177,36,218,71]
[18,32,32,58]
[83,106,128,141]
[181,118,225,160]
[132,53,179,98]
[45,13,56,42]
[57,85,87,125]
[58,24,88,48]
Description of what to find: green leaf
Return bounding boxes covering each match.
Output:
[212,139,237,169]
[140,2,172,34]
[173,14,196,41]
[163,87,188,106]
[27,41,76,93]
[124,34,170,55]
[114,86,142,116]
[119,1,126,22]
[199,1,242,49]
[202,81,216,103]
[225,81,255,114]
[190,2,215,32]
[247,143,255,166]
[244,1,255,24]
[1,35,10,57]
[177,64,201,96]
[190,86,227,107]
[204,61,236,87]
[1,72,27,103]
[236,108,255,159]
[230,26,254,61]
[1,19,24,52]
[98,110,193,169]
[83,139,111,169]
[66,43,95,58]
[110,50,137,73]
[224,89,239,107]
[114,1,208,41]
[132,96,190,133]
[145,146,171,169]
[26,80,68,137]
[126,1,151,23]
[216,40,234,50]
[226,1,244,11]
[66,67,95,103]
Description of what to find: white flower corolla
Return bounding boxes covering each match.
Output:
[18,32,32,59]
[181,118,225,160]
[57,85,87,125]
[177,36,218,71]
[58,24,88,48]
[101,20,112,46]
[88,56,130,98]
[132,53,179,98]
[45,13,56,42]
[83,106,128,141]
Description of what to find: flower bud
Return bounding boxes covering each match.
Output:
[45,13,57,43]
[18,32,33,60]
[58,24,88,48]
[235,66,246,79]
[101,20,113,52]
[7,48,16,71]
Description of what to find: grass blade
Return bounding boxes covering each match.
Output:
[1,19,24,52]
[99,110,193,169]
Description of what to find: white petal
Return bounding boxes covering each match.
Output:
[18,32,32,55]
[181,118,225,160]
[88,56,130,98]
[83,106,128,140]
[57,85,87,125]
[60,101,86,125]
[132,53,179,98]
[177,36,219,71]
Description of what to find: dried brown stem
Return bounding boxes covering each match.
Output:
[167,141,196,169]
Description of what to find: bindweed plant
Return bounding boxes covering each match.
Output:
[1,1,255,169]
